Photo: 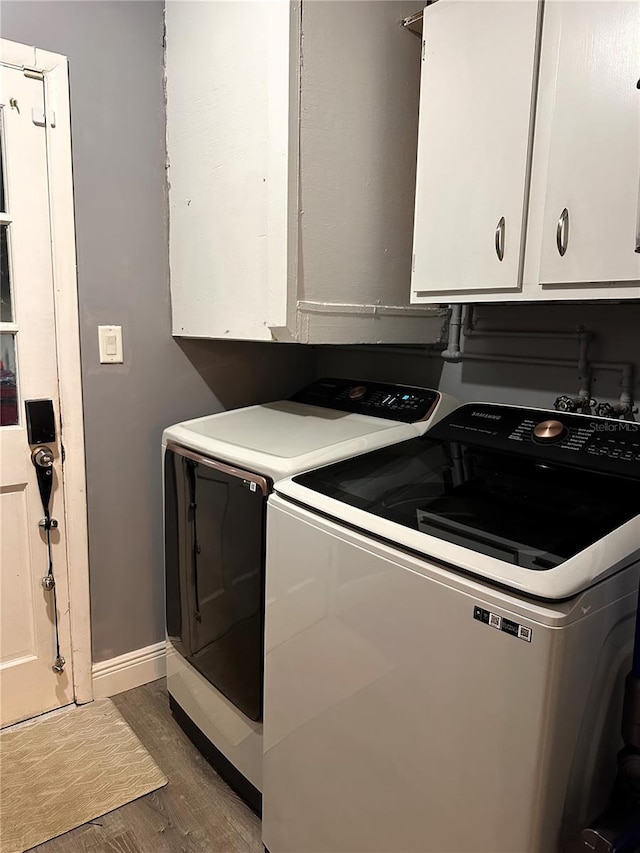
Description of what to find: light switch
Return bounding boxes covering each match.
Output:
[98,325,123,364]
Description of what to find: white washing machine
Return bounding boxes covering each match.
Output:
[263,403,640,852]
[162,378,457,812]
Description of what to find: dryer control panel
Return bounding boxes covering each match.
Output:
[291,378,440,423]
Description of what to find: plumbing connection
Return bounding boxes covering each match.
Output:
[442,305,636,419]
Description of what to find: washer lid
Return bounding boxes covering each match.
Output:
[163,401,418,480]
[278,402,640,599]
[276,475,639,600]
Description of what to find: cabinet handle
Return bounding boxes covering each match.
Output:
[495,216,505,262]
[556,208,569,257]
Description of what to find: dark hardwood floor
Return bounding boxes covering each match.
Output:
[29,679,263,853]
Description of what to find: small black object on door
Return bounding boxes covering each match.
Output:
[25,398,56,445]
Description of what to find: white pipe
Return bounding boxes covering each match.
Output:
[591,362,635,414]
[442,304,463,359]
[611,364,634,416]
[452,305,635,412]
[463,307,593,398]
[443,350,634,411]
[577,329,591,401]
[621,365,633,408]
[443,351,580,369]
[592,362,635,373]
[327,305,636,413]
[464,305,588,341]
[464,328,587,340]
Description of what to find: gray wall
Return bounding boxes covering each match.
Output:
[316,302,640,413]
[1,2,313,662]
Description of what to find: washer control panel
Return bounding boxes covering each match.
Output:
[428,404,640,476]
[291,378,440,423]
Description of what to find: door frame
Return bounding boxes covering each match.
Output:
[1,39,92,705]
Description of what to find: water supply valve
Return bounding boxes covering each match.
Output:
[595,401,639,420]
[594,401,616,419]
[554,395,594,413]
[614,402,638,419]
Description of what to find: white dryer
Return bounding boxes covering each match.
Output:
[264,403,640,852]
[162,378,456,813]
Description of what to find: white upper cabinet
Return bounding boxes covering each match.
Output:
[536,1,640,289]
[165,1,444,344]
[411,0,541,296]
[412,0,640,304]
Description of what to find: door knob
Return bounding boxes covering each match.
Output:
[32,446,54,468]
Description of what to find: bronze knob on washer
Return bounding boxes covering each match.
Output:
[349,385,367,400]
[533,419,566,442]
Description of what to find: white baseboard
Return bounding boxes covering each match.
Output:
[92,640,166,698]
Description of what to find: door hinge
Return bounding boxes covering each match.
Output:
[422,40,426,61]
[23,66,44,81]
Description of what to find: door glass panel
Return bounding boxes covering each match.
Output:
[1,225,12,322]
[0,333,18,426]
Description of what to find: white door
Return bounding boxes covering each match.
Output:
[538,1,640,287]
[411,0,541,297]
[0,63,74,726]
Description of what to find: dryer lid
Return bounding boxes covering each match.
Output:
[163,402,420,481]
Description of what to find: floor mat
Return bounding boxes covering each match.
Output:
[0,697,167,852]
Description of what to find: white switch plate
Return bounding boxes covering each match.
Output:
[98,325,123,364]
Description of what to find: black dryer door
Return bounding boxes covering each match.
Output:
[165,444,269,721]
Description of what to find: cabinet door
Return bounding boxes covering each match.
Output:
[165,0,291,340]
[411,0,541,298]
[538,1,640,287]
